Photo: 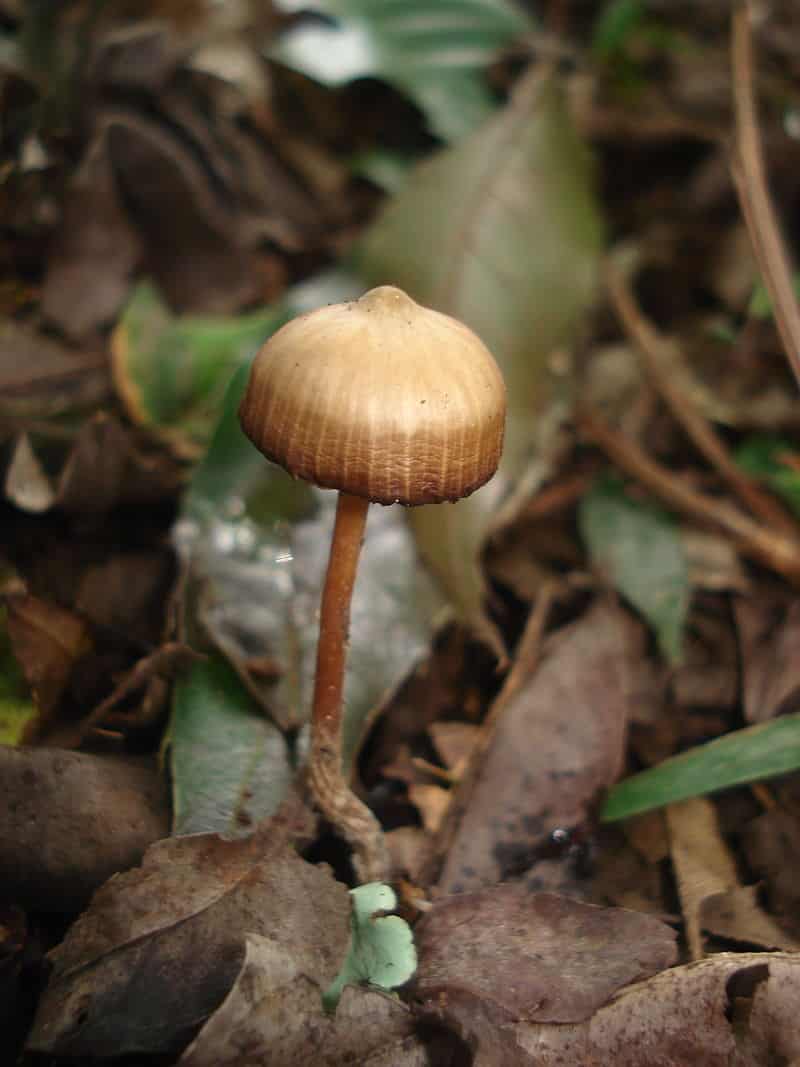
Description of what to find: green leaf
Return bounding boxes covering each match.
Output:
[579,479,689,664]
[271,0,535,142]
[592,0,645,58]
[736,435,800,518]
[323,882,417,1011]
[748,273,800,320]
[112,282,286,457]
[603,713,800,821]
[170,656,292,837]
[358,72,604,645]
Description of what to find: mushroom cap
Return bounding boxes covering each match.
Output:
[238,285,506,505]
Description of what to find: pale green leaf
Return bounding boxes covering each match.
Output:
[170,656,292,837]
[323,882,417,1011]
[579,479,689,664]
[271,0,534,142]
[603,713,800,821]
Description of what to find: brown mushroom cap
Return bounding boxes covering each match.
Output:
[239,285,506,505]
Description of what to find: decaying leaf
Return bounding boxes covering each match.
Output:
[0,748,168,912]
[438,599,639,894]
[0,320,109,419]
[27,830,350,1059]
[414,886,678,1026]
[181,938,431,1067]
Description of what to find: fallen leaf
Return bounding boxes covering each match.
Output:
[0,748,168,912]
[438,599,638,894]
[5,593,92,724]
[106,110,259,314]
[181,938,430,1067]
[461,953,800,1066]
[414,886,677,1027]
[0,320,109,419]
[170,656,293,837]
[665,796,739,959]
[27,830,350,1059]
[580,478,690,664]
[701,884,800,951]
[40,125,142,339]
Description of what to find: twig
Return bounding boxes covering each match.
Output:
[730,1,800,390]
[606,257,798,536]
[579,409,800,583]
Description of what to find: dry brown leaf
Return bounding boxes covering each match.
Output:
[0,749,168,912]
[5,593,92,722]
[0,321,109,418]
[414,887,677,1029]
[666,796,738,960]
[180,935,434,1067]
[27,828,349,1059]
[41,127,143,339]
[701,885,800,951]
[494,954,800,1066]
[438,600,639,894]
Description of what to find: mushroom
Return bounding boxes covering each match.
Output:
[239,285,506,880]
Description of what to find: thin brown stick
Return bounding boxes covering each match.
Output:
[730,1,800,391]
[309,491,389,882]
[606,258,798,536]
[579,409,800,583]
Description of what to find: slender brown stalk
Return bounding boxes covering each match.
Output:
[730,0,800,390]
[308,490,389,881]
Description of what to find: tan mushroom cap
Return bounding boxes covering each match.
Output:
[239,285,506,506]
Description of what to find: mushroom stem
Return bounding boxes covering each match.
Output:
[309,490,389,882]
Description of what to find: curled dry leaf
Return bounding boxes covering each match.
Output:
[27,830,349,1059]
[180,936,431,1067]
[438,599,639,894]
[414,886,678,1027]
[0,748,168,912]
